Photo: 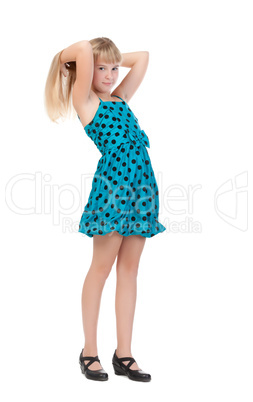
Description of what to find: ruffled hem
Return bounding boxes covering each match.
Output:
[78,217,166,238]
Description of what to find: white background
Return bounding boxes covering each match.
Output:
[1,0,253,400]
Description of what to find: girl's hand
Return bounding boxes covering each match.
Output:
[60,62,69,77]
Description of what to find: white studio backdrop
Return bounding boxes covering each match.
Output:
[1,0,252,401]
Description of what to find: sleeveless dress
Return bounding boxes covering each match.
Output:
[77,95,166,238]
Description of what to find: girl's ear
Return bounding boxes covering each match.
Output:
[60,63,69,78]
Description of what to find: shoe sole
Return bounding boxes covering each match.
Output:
[112,363,151,382]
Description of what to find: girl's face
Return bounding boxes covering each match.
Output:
[92,56,120,94]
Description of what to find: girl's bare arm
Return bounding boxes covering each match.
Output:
[60,40,94,106]
[112,51,149,102]
[60,40,89,63]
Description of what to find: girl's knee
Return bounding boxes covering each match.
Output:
[116,261,139,278]
[91,263,113,281]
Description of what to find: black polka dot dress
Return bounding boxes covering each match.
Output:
[77,95,166,238]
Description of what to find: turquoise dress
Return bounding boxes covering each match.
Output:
[77,95,166,238]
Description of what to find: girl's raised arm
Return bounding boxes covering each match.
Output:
[60,40,94,107]
[112,51,149,102]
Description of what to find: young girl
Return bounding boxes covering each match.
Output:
[44,37,166,382]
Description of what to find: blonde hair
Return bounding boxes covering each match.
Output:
[44,37,122,123]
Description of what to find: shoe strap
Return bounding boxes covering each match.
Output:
[80,355,100,368]
[118,356,136,369]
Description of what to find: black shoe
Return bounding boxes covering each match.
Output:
[79,349,108,381]
[112,350,151,382]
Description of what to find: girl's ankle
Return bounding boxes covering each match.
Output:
[116,348,132,358]
[82,347,98,357]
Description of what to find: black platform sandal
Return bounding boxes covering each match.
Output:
[79,349,108,381]
[112,350,151,382]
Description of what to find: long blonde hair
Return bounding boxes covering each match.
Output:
[44,37,122,123]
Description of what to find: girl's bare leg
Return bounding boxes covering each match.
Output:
[115,235,146,370]
[81,231,123,369]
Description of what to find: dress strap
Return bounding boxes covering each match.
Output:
[111,95,124,101]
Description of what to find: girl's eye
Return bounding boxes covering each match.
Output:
[99,67,118,71]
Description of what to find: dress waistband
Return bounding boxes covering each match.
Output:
[100,129,150,155]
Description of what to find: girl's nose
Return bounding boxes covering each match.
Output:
[105,70,112,79]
